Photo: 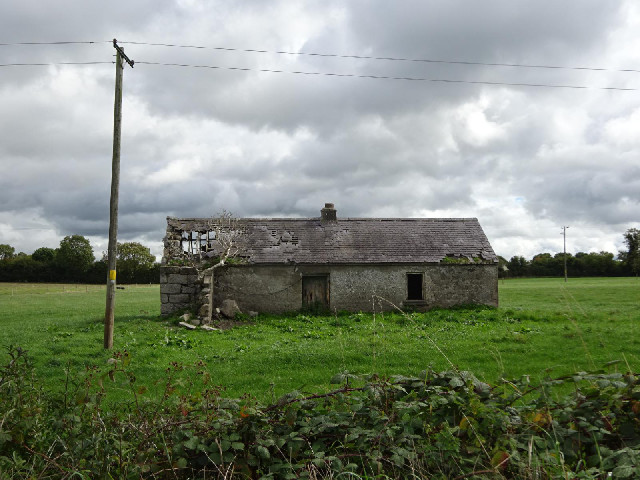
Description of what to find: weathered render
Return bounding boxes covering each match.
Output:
[160,204,499,316]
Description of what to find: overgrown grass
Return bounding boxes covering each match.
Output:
[0,278,638,402]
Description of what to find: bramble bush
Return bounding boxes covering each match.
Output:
[1,346,639,479]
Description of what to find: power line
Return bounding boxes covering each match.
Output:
[0,41,107,46]
[121,40,640,74]
[136,61,638,91]
[0,61,112,67]
[2,39,639,74]
[0,40,113,68]
[0,42,636,91]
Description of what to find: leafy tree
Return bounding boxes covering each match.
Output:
[31,247,56,263]
[0,244,15,260]
[30,247,57,282]
[85,258,108,284]
[3,255,42,282]
[585,251,616,276]
[623,228,640,276]
[507,256,529,277]
[529,252,561,277]
[115,242,156,283]
[56,235,94,281]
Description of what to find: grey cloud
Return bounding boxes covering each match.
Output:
[0,1,165,43]
[344,1,620,63]
[522,168,640,224]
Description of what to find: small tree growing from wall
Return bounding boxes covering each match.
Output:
[200,211,244,323]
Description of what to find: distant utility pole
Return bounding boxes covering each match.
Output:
[104,39,134,350]
[561,226,570,283]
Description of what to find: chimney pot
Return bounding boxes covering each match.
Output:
[321,203,337,222]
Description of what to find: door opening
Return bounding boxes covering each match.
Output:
[302,275,329,312]
[407,273,423,301]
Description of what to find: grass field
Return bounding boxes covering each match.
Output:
[0,278,638,402]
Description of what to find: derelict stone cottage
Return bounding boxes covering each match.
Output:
[160,203,498,316]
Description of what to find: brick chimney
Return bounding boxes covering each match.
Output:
[321,203,337,222]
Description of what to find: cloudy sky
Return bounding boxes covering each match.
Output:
[1,0,638,261]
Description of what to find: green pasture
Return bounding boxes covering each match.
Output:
[0,278,638,402]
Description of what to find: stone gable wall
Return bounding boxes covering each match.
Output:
[160,266,201,316]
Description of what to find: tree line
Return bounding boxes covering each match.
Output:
[501,228,639,278]
[0,235,159,284]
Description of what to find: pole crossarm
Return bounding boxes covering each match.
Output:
[113,39,135,68]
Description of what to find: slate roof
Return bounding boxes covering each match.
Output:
[168,217,498,265]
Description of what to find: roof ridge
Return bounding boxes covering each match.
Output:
[169,216,479,222]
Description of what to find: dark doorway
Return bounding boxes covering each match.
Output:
[407,273,423,300]
[302,275,329,312]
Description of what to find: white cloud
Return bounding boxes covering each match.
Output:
[452,96,508,147]
[603,108,640,148]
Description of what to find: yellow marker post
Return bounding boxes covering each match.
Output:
[109,270,117,282]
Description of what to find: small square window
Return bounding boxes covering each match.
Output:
[407,273,423,300]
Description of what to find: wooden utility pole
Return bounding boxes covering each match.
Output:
[562,226,569,283]
[104,40,134,349]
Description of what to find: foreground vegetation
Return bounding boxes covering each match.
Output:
[2,345,639,478]
[0,278,639,477]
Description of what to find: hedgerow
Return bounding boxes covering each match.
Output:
[1,346,639,479]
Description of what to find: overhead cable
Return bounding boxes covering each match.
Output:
[0,41,107,46]
[1,41,636,91]
[136,61,637,91]
[3,39,639,74]
[0,62,112,67]
[122,41,640,74]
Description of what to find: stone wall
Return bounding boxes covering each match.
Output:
[213,263,498,314]
[160,266,201,316]
[330,264,498,311]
